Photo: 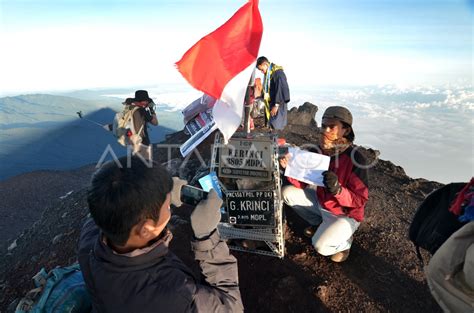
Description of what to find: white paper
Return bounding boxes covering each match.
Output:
[180,119,217,157]
[284,147,330,186]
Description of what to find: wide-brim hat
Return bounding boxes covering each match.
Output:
[132,90,153,102]
[322,106,355,139]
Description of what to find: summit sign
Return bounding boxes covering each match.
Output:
[218,138,272,180]
[226,190,275,226]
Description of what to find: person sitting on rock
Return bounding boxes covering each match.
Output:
[279,106,369,262]
[78,156,243,312]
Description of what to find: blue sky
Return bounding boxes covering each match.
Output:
[0,0,472,183]
[0,0,471,94]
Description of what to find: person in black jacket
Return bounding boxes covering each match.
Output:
[78,156,243,312]
[256,56,290,130]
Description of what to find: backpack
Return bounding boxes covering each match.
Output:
[408,182,467,263]
[15,263,91,313]
[112,106,144,146]
[250,99,265,118]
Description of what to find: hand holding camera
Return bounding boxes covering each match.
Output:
[171,178,221,238]
[148,102,156,114]
[190,189,223,239]
[171,177,188,207]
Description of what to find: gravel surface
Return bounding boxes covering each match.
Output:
[0,104,447,312]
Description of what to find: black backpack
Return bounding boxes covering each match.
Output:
[408,182,467,263]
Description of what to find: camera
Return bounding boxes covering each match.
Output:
[180,185,208,206]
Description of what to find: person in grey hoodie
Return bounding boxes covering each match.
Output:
[78,155,243,312]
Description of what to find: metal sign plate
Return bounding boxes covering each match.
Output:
[218,138,273,180]
[225,190,275,227]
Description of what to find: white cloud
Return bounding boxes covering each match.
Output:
[291,84,473,183]
[102,86,201,111]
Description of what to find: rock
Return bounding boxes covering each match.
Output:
[275,276,300,301]
[7,298,19,312]
[52,234,64,245]
[162,158,206,182]
[162,158,183,176]
[293,252,307,262]
[7,240,17,251]
[316,285,329,302]
[287,102,318,127]
[59,190,73,199]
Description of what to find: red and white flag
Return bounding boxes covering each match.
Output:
[176,0,263,143]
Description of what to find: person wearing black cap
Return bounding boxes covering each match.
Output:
[280,106,369,262]
[127,90,158,148]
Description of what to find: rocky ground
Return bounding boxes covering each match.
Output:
[0,103,444,312]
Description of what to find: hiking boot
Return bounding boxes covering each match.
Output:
[330,249,350,262]
[304,225,318,238]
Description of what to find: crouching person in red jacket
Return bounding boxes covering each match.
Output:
[281,106,369,262]
[78,156,243,312]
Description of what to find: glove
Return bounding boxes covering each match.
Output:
[190,189,223,239]
[322,171,341,195]
[170,177,187,207]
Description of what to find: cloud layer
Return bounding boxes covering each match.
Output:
[289,84,473,183]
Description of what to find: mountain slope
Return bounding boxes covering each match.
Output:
[0,104,446,312]
[0,94,182,180]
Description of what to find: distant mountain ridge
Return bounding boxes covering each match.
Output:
[0,93,183,180]
[0,94,110,125]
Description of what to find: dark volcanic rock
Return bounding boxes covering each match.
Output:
[287,102,318,127]
[0,103,445,313]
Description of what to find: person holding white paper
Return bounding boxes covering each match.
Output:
[280,106,369,262]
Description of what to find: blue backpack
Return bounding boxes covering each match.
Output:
[15,263,91,313]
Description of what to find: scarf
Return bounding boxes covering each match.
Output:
[319,135,351,156]
[262,63,284,120]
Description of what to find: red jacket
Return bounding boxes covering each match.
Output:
[287,146,369,222]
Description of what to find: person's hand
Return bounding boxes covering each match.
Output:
[322,171,341,195]
[271,105,279,117]
[170,177,187,207]
[279,153,290,169]
[190,189,223,239]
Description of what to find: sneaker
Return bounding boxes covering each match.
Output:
[330,249,350,262]
[304,225,318,238]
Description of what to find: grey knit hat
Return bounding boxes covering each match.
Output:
[322,106,355,141]
[322,106,353,126]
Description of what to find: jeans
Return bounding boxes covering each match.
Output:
[282,185,360,256]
